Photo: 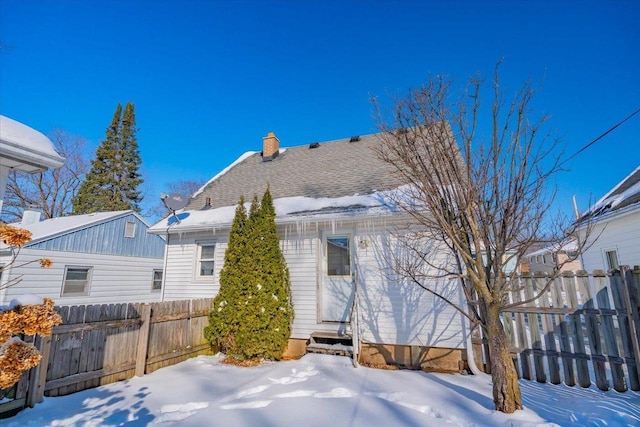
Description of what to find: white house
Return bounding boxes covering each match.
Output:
[578,165,640,271]
[0,211,166,306]
[149,132,468,371]
[0,115,65,214]
[525,240,582,274]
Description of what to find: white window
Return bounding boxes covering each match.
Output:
[605,249,619,270]
[124,221,137,238]
[152,269,163,291]
[197,242,216,278]
[327,236,350,276]
[62,266,92,296]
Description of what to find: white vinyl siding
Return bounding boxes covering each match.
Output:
[580,209,640,272]
[161,235,225,301]
[159,216,465,349]
[355,230,465,349]
[0,249,164,306]
[280,234,320,339]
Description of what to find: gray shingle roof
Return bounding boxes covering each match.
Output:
[580,165,640,221]
[186,133,406,211]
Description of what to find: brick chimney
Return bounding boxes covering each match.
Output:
[262,132,279,161]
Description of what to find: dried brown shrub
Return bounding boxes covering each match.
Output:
[0,298,62,389]
[0,298,62,341]
[0,224,32,247]
[0,338,42,389]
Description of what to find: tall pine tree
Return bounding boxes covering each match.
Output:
[205,189,293,361]
[204,196,250,354]
[236,187,293,360]
[72,102,143,213]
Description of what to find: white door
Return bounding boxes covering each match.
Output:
[321,234,355,322]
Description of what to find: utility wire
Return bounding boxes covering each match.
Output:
[561,107,640,167]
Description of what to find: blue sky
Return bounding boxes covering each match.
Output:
[1,0,638,220]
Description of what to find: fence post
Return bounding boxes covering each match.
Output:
[26,335,52,407]
[135,304,152,377]
[622,267,640,389]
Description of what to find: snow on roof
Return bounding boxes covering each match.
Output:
[580,165,640,220]
[149,190,399,234]
[0,210,135,249]
[0,294,44,312]
[192,151,258,197]
[0,115,65,172]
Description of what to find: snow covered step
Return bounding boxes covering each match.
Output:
[307,331,353,357]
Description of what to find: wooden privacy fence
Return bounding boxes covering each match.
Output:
[0,298,214,417]
[501,267,640,392]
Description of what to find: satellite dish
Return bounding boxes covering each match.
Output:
[161,193,189,224]
[162,193,189,211]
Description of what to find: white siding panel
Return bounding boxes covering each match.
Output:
[0,249,164,306]
[158,216,467,348]
[581,210,640,271]
[161,234,226,301]
[354,231,465,349]
[281,236,322,339]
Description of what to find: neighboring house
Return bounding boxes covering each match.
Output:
[0,210,166,306]
[149,131,468,370]
[525,240,582,274]
[577,165,640,272]
[0,115,65,214]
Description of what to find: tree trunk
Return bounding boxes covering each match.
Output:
[486,304,523,413]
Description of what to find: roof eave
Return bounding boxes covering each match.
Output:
[148,208,404,236]
[577,202,640,229]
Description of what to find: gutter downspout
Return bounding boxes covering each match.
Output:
[460,281,483,376]
[159,229,170,302]
[455,251,484,376]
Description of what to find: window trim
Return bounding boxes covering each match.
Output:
[61,266,93,297]
[151,269,163,292]
[124,221,137,238]
[194,241,216,280]
[603,248,620,271]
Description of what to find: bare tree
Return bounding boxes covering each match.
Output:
[1,129,89,222]
[373,63,590,413]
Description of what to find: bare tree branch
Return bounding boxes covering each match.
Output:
[372,63,595,413]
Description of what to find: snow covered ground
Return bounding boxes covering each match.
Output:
[5,353,640,426]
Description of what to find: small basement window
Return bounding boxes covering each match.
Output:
[61,266,92,296]
[152,270,163,291]
[124,221,137,238]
